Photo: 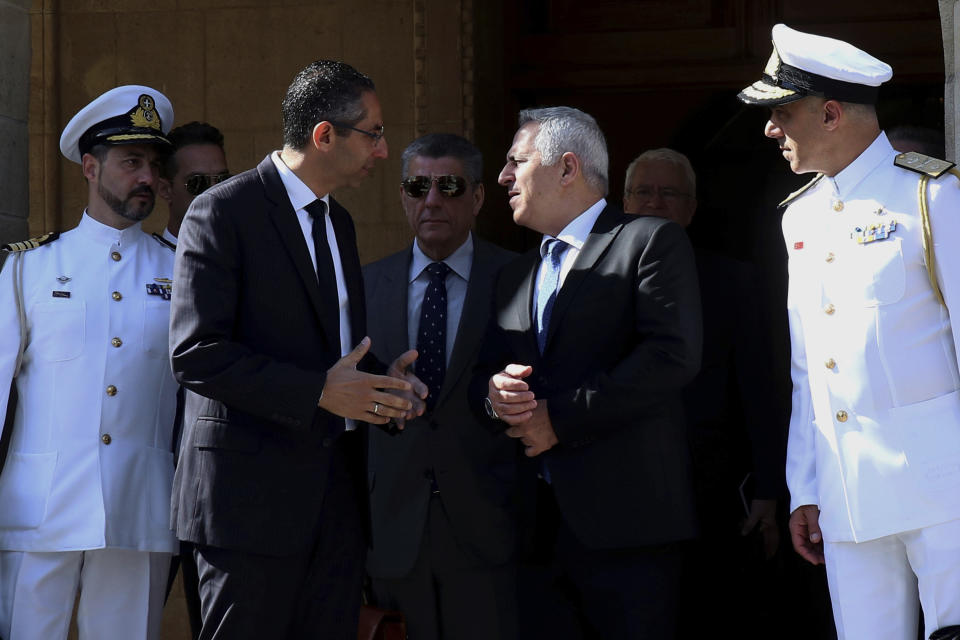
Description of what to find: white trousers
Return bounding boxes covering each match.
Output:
[824,518,960,640]
[0,548,170,640]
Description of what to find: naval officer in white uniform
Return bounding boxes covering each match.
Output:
[0,85,178,640]
[739,24,960,640]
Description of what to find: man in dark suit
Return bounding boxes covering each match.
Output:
[477,107,702,639]
[363,133,518,639]
[624,148,792,638]
[169,60,424,640]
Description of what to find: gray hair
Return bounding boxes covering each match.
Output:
[400,133,483,183]
[518,107,608,193]
[624,148,696,196]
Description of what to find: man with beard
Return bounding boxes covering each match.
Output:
[0,85,179,640]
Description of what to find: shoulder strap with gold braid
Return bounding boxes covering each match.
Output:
[896,152,960,308]
[918,167,960,308]
[2,231,60,376]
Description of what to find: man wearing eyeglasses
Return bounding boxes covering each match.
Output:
[157,121,230,246]
[624,149,789,636]
[169,60,426,639]
[362,133,518,640]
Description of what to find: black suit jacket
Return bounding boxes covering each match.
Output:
[363,235,518,578]
[474,205,702,550]
[169,154,372,556]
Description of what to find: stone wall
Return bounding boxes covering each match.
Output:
[0,0,31,247]
[28,0,473,263]
[941,0,958,161]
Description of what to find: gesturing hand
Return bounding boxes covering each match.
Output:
[384,349,429,428]
[487,364,537,425]
[318,337,414,425]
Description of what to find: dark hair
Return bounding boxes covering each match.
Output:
[281,60,376,150]
[163,121,225,178]
[400,133,483,183]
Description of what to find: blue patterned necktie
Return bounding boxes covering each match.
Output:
[416,262,451,411]
[536,239,566,354]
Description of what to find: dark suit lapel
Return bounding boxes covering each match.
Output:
[258,157,341,351]
[437,236,492,406]
[545,205,622,349]
[329,199,366,347]
[375,247,412,362]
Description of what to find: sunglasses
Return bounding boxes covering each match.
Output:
[185,173,231,196]
[401,175,469,198]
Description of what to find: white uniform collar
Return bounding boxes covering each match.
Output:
[828,132,893,199]
[162,227,177,245]
[77,211,145,246]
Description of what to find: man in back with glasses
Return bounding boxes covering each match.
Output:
[157,122,230,639]
[362,133,518,639]
[157,121,230,248]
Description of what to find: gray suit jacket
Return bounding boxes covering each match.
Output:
[363,235,518,578]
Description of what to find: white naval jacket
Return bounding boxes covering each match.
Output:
[784,132,960,543]
[0,214,178,553]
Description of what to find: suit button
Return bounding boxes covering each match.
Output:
[106,385,117,396]
[111,337,122,348]
[824,303,836,315]
[825,252,835,263]
[825,358,836,369]
[321,437,333,448]
[111,251,121,262]
[112,291,122,301]
[101,434,112,445]
[836,410,848,423]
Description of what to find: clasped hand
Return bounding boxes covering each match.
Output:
[318,336,427,427]
[488,364,558,457]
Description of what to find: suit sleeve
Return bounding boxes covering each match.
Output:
[169,192,328,431]
[733,262,788,499]
[548,220,703,444]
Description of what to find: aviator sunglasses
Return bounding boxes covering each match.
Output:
[401,175,469,198]
[185,173,232,196]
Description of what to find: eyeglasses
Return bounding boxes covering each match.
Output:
[328,121,386,145]
[401,175,469,198]
[624,186,692,202]
[185,173,231,196]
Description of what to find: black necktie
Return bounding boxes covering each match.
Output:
[305,199,339,299]
[416,262,451,411]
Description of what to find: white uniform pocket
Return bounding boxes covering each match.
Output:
[0,451,57,529]
[845,239,905,307]
[28,301,85,361]
[141,300,170,358]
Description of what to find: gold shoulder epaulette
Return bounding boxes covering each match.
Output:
[151,232,176,251]
[2,231,60,252]
[894,152,957,178]
[778,174,824,209]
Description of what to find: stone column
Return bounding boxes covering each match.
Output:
[941,0,958,161]
[0,0,30,246]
